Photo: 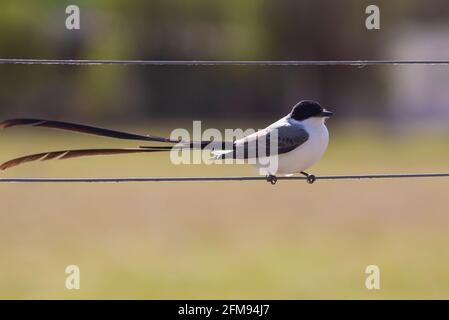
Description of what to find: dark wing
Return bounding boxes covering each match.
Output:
[0,118,179,143]
[229,124,309,159]
[0,147,173,171]
[267,124,309,154]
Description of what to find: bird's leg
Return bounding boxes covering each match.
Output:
[300,171,316,184]
[266,174,278,185]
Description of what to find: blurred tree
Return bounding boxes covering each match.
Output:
[0,0,448,122]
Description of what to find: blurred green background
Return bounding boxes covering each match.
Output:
[1,0,449,299]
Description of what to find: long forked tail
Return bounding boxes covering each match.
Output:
[0,118,180,143]
[0,118,224,170]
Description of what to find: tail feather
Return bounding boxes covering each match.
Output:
[0,118,234,170]
[0,118,179,143]
[0,147,171,171]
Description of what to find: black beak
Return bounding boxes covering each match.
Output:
[320,110,333,117]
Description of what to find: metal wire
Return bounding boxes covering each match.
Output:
[1,173,449,183]
[1,59,449,66]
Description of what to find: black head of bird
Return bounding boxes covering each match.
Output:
[290,100,333,121]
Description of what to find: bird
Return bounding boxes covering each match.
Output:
[0,100,332,184]
[210,100,333,183]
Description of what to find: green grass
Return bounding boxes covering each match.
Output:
[1,124,449,299]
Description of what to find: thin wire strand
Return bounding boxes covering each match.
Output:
[1,59,449,66]
[1,173,449,183]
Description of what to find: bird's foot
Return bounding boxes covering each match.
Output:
[266,174,278,185]
[300,171,316,184]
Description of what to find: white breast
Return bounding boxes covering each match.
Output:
[257,118,329,175]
